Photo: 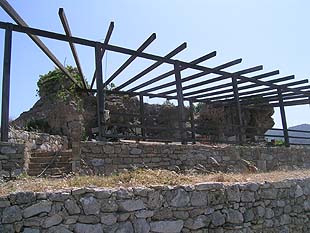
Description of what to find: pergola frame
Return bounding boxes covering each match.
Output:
[1,0,310,146]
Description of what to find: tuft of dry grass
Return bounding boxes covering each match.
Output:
[1,169,310,196]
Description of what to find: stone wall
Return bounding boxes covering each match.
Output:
[1,178,310,232]
[9,129,68,152]
[8,129,69,171]
[0,142,24,178]
[80,141,310,175]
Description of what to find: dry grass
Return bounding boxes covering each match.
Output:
[1,169,310,196]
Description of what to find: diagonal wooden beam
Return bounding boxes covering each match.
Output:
[188,74,293,99]
[58,8,87,90]
[103,33,156,87]
[159,64,263,96]
[115,42,187,91]
[0,0,81,87]
[185,70,280,98]
[141,58,241,94]
[128,51,218,92]
[90,22,114,89]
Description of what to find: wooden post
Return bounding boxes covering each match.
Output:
[1,26,12,142]
[231,75,244,143]
[95,43,105,141]
[189,100,196,144]
[174,62,186,144]
[278,88,290,147]
[139,94,146,139]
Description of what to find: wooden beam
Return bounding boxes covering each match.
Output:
[232,75,244,143]
[90,22,114,89]
[95,43,105,140]
[127,51,218,92]
[58,8,88,90]
[278,88,290,147]
[0,0,81,87]
[174,62,186,144]
[115,42,187,91]
[145,58,242,94]
[104,33,156,87]
[161,65,263,96]
[1,27,12,142]
[190,74,294,99]
[139,94,146,139]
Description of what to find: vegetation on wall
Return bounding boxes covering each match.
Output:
[36,66,88,101]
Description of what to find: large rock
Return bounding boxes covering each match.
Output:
[80,196,100,215]
[23,201,52,218]
[118,199,145,212]
[150,220,183,233]
[74,223,103,233]
[2,205,22,223]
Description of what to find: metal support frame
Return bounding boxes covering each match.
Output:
[232,75,244,143]
[95,43,105,140]
[174,62,186,144]
[1,26,12,142]
[278,88,290,147]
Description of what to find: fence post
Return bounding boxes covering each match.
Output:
[174,62,186,144]
[277,88,290,147]
[95,43,105,141]
[231,74,244,144]
[1,26,12,142]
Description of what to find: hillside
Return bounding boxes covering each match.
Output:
[266,124,310,145]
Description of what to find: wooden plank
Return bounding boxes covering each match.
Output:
[139,94,146,138]
[189,100,196,144]
[1,27,12,142]
[115,42,187,90]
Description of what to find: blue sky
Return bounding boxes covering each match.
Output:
[0,0,309,128]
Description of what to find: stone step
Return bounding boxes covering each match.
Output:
[27,167,71,176]
[28,162,71,169]
[29,156,71,163]
[31,151,72,158]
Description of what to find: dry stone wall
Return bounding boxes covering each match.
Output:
[0,142,24,178]
[80,141,310,175]
[1,178,310,232]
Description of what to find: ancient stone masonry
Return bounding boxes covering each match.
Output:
[80,141,310,175]
[0,142,24,178]
[1,178,310,232]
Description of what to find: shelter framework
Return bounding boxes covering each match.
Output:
[0,0,310,146]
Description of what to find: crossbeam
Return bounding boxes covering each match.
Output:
[90,22,114,89]
[58,8,88,90]
[127,51,218,92]
[103,33,156,87]
[0,0,81,87]
[115,42,187,91]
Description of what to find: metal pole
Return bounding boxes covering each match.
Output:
[189,100,196,144]
[278,88,290,147]
[174,62,186,144]
[139,94,146,139]
[1,26,12,142]
[232,75,244,143]
[95,43,105,141]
